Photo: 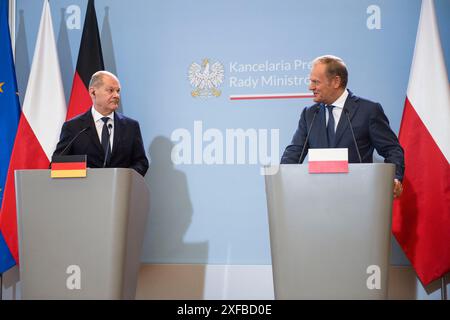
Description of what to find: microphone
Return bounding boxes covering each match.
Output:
[298,105,320,164]
[344,109,362,163]
[59,127,90,156]
[103,123,113,168]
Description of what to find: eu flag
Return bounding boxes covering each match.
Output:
[0,0,20,273]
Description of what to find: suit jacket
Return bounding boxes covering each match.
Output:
[280,90,405,180]
[53,108,149,176]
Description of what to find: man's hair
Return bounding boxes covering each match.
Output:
[313,55,348,88]
[89,70,118,88]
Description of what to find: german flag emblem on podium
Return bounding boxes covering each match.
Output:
[51,155,87,178]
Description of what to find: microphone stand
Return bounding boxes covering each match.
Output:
[298,106,320,164]
[344,109,362,163]
[49,127,89,168]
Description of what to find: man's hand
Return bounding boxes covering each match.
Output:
[393,179,403,198]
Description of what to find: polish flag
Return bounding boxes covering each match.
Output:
[392,0,450,286]
[308,148,349,173]
[0,0,66,263]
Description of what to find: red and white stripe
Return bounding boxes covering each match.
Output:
[308,148,349,173]
[229,92,314,101]
[392,0,450,286]
[0,0,66,263]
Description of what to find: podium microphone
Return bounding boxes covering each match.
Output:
[344,109,362,163]
[298,106,320,164]
[49,127,90,169]
[103,123,113,168]
[59,127,90,156]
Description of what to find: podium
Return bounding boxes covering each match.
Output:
[264,164,395,299]
[15,168,150,299]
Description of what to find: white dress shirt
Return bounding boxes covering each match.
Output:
[91,107,114,151]
[326,89,349,132]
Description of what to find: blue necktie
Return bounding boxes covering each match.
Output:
[326,105,336,147]
[101,117,111,162]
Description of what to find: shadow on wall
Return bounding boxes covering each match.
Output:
[140,136,209,298]
[142,136,209,262]
[142,137,209,260]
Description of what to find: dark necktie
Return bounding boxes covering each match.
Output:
[101,117,111,162]
[326,105,336,147]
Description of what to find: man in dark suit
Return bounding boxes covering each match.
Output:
[53,71,149,176]
[281,55,404,197]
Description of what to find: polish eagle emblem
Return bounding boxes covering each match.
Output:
[188,58,224,98]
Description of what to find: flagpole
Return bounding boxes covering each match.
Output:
[8,0,15,60]
[442,276,448,300]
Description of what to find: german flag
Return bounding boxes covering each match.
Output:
[66,0,104,120]
[51,155,87,178]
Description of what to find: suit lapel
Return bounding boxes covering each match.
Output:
[82,109,104,154]
[334,92,359,146]
[311,104,328,147]
[111,112,124,158]
[318,104,328,146]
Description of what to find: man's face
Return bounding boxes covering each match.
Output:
[308,62,341,105]
[90,75,121,115]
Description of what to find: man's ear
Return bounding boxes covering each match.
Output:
[333,76,342,89]
[89,87,95,97]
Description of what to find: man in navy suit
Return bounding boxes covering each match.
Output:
[281,55,404,197]
[53,71,149,176]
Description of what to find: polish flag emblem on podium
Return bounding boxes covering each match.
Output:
[308,148,349,173]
